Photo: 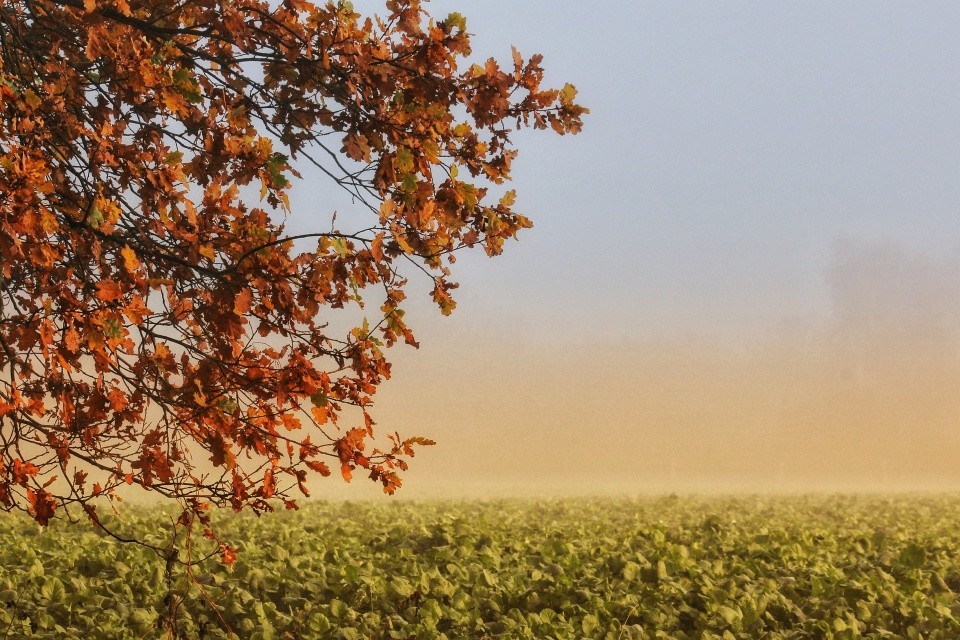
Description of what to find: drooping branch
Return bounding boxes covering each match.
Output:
[0,0,585,541]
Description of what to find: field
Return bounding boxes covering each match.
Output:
[3,496,960,639]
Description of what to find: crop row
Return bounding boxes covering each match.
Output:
[2,495,960,638]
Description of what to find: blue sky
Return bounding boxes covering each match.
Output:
[372,1,960,342]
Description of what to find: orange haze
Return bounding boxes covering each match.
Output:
[356,240,960,499]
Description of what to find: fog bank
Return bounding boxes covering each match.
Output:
[362,239,960,498]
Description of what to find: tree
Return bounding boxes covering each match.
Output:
[0,0,585,541]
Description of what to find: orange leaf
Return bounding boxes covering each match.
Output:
[198,244,216,260]
[234,287,252,315]
[107,386,128,412]
[64,327,81,352]
[95,280,124,303]
[306,460,331,476]
[11,459,39,485]
[27,489,56,526]
[311,405,330,425]
[370,233,385,262]
[262,468,276,498]
[220,544,237,568]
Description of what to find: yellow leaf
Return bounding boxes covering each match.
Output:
[378,198,396,223]
[331,236,350,257]
[559,83,578,106]
[23,90,41,110]
[120,246,140,274]
[395,232,414,254]
[39,209,58,233]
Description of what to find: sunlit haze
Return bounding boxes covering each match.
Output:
[293,1,960,498]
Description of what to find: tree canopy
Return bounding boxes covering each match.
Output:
[0,0,585,537]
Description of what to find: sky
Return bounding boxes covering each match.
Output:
[297,1,960,498]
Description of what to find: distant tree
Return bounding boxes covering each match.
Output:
[0,0,585,543]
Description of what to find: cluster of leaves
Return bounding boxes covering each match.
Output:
[4,495,960,638]
[0,0,586,530]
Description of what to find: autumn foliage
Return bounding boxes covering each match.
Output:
[0,0,585,530]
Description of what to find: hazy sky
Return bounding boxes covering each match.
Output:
[297,2,960,497]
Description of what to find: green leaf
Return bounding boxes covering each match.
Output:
[656,559,668,581]
[444,12,467,31]
[395,148,414,173]
[389,577,414,599]
[88,204,104,228]
[265,153,289,188]
[171,68,203,104]
[716,605,741,625]
[581,614,599,635]
[259,621,277,640]
[329,598,349,619]
[40,576,65,601]
[330,236,350,257]
[621,561,641,581]
[899,542,927,570]
[27,560,44,578]
[308,613,331,633]
[102,318,123,339]
[129,608,156,630]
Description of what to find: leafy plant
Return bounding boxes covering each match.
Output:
[4,496,960,639]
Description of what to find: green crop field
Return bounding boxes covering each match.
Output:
[3,496,960,639]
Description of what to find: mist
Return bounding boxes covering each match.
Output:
[361,239,960,498]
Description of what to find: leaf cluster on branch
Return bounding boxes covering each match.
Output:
[0,0,585,541]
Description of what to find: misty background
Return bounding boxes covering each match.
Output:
[301,1,960,497]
